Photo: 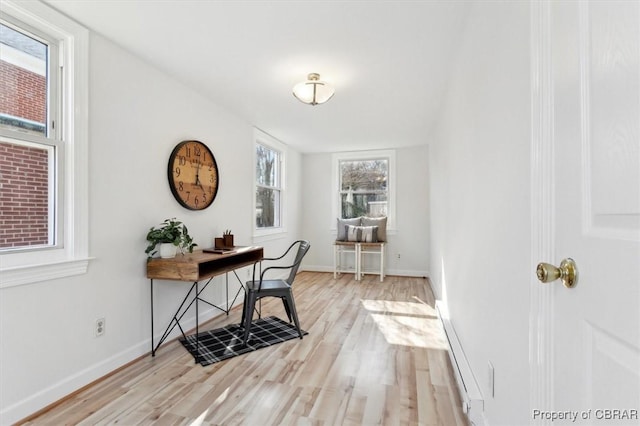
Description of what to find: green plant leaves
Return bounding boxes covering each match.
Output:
[145,218,198,258]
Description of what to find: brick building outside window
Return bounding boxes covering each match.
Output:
[0,22,51,249]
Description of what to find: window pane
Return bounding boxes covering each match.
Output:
[340,159,387,192]
[340,159,388,218]
[256,187,280,228]
[256,144,278,187]
[341,192,388,219]
[0,140,52,248]
[0,23,48,136]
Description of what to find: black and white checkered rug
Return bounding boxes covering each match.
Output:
[180,316,307,366]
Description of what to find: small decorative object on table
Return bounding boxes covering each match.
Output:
[145,218,197,259]
[223,229,234,248]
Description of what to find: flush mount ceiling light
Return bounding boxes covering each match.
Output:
[292,73,335,106]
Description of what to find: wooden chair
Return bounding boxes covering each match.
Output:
[241,240,311,345]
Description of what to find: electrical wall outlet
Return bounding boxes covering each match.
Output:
[397,253,401,259]
[95,317,105,337]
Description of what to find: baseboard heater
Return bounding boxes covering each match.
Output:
[436,301,485,426]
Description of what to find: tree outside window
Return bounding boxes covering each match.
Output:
[339,159,388,219]
[255,143,281,229]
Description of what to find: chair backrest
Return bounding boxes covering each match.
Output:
[286,240,311,285]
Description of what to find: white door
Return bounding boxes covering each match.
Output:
[536,1,640,424]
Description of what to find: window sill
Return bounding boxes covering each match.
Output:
[252,228,288,243]
[0,257,93,289]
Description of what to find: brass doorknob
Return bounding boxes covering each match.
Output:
[536,258,578,288]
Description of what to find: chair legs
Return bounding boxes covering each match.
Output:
[240,291,248,328]
[242,290,303,346]
[281,296,292,322]
[242,291,258,345]
[283,293,303,340]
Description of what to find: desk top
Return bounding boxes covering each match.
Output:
[147,246,263,282]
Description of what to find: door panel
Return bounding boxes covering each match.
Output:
[551,1,640,423]
[585,1,640,236]
[586,323,640,412]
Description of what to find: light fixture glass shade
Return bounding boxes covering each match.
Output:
[293,73,335,105]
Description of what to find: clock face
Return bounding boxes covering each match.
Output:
[167,140,219,210]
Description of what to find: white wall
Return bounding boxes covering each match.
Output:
[429,2,531,425]
[0,32,302,424]
[301,145,429,277]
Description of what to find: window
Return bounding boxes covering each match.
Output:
[254,129,285,236]
[333,150,396,228]
[0,20,59,250]
[0,1,89,287]
[339,158,388,219]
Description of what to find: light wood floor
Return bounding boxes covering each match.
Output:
[22,272,468,426]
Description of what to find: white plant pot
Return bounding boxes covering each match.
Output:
[159,243,178,258]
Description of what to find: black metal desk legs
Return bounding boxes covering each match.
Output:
[150,279,201,357]
[150,272,248,360]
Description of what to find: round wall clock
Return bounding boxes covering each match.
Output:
[167,140,219,210]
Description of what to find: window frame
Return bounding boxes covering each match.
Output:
[1,17,61,251]
[253,128,286,238]
[0,0,90,288]
[332,150,396,232]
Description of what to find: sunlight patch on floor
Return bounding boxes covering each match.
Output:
[361,299,449,350]
[189,408,209,426]
[212,387,229,408]
[361,298,438,317]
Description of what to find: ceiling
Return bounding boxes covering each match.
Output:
[45,0,469,153]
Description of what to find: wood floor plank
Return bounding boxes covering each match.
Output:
[20,272,468,426]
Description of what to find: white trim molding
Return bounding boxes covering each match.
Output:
[0,0,90,288]
[331,149,397,231]
[252,128,287,239]
[529,1,555,424]
[436,301,484,426]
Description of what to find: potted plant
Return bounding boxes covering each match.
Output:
[145,218,197,258]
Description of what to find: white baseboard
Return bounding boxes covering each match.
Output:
[301,265,334,273]
[436,300,486,426]
[1,303,228,425]
[0,338,149,425]
[301,265,428,278]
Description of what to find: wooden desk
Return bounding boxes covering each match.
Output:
[147,246,263,359]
